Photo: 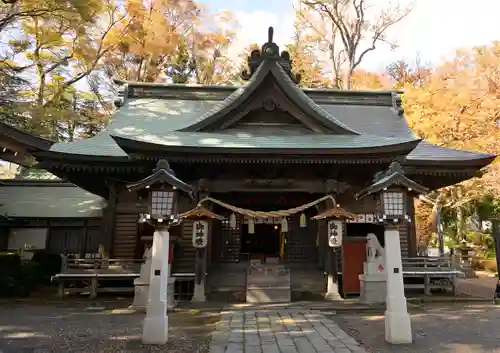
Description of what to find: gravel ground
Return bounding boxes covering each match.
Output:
[0,301,220,353]
[331,303,500,353]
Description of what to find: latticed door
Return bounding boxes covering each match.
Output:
[285,216,317,263]
[220,214,241,262]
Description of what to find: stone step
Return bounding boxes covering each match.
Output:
[246,287,291,303]
[246,269,291,303]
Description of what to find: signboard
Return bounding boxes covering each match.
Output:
[347,213,376,223]
[328,220,343,247]
[192,220,208,248]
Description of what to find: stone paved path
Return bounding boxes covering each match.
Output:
[209,309,366,353]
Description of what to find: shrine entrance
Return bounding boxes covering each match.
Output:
[241,222,281,262]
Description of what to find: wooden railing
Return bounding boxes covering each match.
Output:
[53,255,196,301]
[402,256,463,295]
[52,256,143,298]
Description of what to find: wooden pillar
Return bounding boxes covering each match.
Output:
[323,197,342,301]
[192,185,209,302]
[493,220,500,279]
[406,196,417,257]
[316,204,326,269]
[102,181,117,257]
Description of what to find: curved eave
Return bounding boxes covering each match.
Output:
[406,154,496,168]
[178,60,360,135]
[110,134,422,156]
[32,150,132,163]
[0,122,54,151]
[355,173,429,200]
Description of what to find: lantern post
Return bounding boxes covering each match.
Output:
[312,205,355,301]
[128,160,193,345]
[356,161,428,345]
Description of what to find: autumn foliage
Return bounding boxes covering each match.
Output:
[0,0,499,236]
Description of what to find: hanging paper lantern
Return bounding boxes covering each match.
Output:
[229,213,237,229]
[300,213,307,228]
[248,218,255,234]
[281,217,288,232]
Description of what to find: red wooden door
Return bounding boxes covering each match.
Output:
[341,239,367,295]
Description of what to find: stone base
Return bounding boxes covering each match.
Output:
[192,282,206,302]
[324,291,343,301]
[130,279,149,311]
[142,314,169,344]
[166,278,175,309]
[359,274,386,304]
[385,310,412,344]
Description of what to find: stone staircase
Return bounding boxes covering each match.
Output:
[246,258,291,303]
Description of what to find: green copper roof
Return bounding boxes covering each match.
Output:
[48,99,415,156]
[0,183,104,218]
[111,131,418,151]
[43,74,495,165]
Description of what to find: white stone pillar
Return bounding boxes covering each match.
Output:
[142,228,170,344]
[325,275,342,300]
[325,248,342,300]
[192,248,207,302]
[384,228,412,344]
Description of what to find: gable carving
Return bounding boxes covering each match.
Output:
[201,75,328,133]
[226,108,314,135]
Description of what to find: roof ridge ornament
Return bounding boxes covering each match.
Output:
[114,84,129,108]
[355,161,429,200]
[391,92,404,116]
[153,159,175,176]
[241,26,301,84]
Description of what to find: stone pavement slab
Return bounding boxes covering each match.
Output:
[209,309,366,353]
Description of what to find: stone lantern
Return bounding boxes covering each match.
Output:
[356,161,428,345]
[127,159,193,345]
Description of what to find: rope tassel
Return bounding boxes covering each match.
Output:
[300,213,307,228]
[281,217,288,233]
[229,212,237,229]
[248,218,255,234]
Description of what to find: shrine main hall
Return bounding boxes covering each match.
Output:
[0,29,494,300]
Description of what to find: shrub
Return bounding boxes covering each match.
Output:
[31,250,62,285]
[0,251,59,297]
[470,258,499,274]
[482,259,498,273]
[0,253,22,297]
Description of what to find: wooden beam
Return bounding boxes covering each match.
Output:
[0,151,34,167]
[202,178,353,194]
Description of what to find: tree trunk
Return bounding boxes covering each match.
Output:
[344,67,354,90]
[456,207,465,240]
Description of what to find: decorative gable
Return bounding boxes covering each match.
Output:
[179,27,360,136]
[204,75,329,133]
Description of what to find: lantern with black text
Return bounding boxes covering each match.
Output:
[192,220,208,248]
[328,220,343,248]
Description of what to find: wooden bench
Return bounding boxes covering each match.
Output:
[402,256,463,296]
[52,255,142,298]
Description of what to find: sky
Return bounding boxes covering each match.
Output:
[206,0,500,71]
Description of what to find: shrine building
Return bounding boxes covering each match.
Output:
[0,29,495,299]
